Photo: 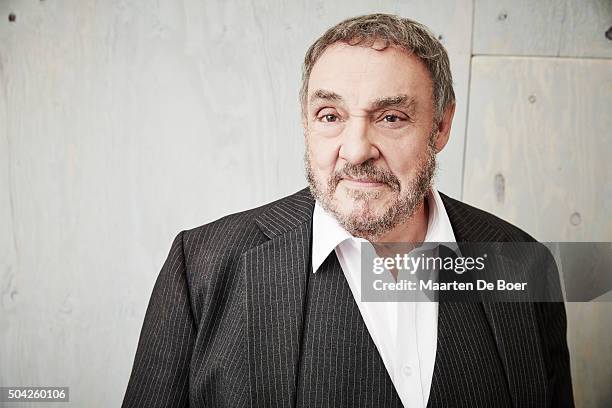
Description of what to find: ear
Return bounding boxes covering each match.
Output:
[433,102,455,153]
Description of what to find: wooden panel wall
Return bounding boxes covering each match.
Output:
[0,1,471,407]
[464,56,611,241]
[466,2,612,406]
[463,56,612,407]
[0,0,609,407]
[474,0,612,58]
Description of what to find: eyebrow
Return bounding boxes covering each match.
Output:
[309,89,344,106]
[309,89,416,113]
[372,94,416,112]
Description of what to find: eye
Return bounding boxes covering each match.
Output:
[316,108,341,123]
[322,114,339,122]
[382,114,403,123]
[377,111,410,129]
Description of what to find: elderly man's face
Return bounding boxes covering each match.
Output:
[304,41,450,239]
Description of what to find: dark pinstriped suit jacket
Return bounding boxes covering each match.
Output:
[122,187,574,407]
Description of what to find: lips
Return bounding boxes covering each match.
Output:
[341,177,386,186]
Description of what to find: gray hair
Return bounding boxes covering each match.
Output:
[300,13,455,124]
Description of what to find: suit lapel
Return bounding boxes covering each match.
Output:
[440,193,548,407]
[242,189,548,406]
[243,188,314,407]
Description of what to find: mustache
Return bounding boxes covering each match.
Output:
[329,161,401,191]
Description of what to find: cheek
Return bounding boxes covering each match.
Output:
[307,136,340,173]
[379,139,428,178]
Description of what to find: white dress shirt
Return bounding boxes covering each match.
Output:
[311,188,457,408]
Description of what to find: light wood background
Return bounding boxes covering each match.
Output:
[0,0,609,406]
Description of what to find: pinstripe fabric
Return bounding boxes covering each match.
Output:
[441,193,574,407]
[295,251,513,408]
[120,231,194,407]
[243,223,311,407]
[428,302,512,407]
[295,252,404,408]
[122,187,574,408]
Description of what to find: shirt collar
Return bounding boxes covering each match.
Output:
[311,188,457,274]
[423,188,457,244]
[311,200,356,274]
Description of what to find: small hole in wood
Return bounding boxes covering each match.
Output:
[570,212,581,226]
[8,13,16,22]
[494,173,505,203]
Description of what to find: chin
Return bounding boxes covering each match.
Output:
[335,192,390,218]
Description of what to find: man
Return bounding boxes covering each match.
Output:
[123,14,573,407]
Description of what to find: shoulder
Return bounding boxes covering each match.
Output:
[169,188,314,318]
[439,192,559,289]
[178,187,313,266]
[183,187,312,239]
[438,192,537,243]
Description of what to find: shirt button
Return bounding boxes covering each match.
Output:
[403,365,412,376]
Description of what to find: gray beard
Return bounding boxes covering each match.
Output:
[304,135,437,240]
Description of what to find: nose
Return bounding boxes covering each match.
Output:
[338,118,380,165]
